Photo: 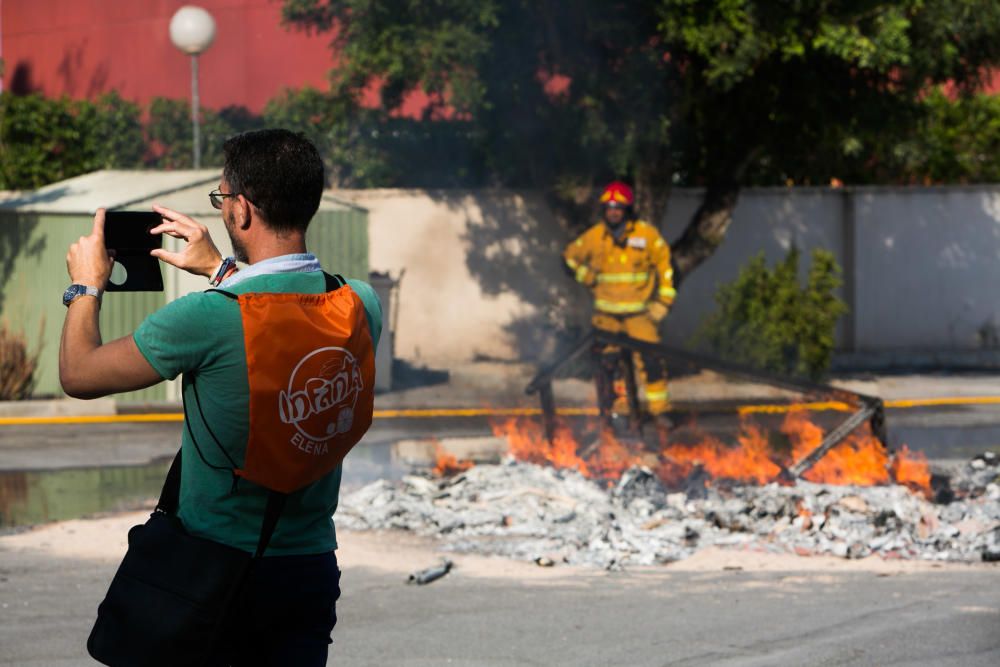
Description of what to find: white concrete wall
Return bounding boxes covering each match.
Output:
[337,186,1000,366]
[853,188,1000,351]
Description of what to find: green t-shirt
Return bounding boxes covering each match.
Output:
[134,271,382,556]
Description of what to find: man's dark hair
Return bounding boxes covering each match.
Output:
[222,129,325,233]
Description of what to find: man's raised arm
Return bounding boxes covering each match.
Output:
[59,209,162,399]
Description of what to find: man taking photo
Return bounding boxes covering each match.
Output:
[60,128,381,665]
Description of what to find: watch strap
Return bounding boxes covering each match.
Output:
[210,257,238,287]
[64,284,104,307]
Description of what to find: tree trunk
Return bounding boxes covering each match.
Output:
[670,182,741,287]
[634,145,673,230]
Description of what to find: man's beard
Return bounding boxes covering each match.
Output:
[604,218,627,241]
[225,211,250,263]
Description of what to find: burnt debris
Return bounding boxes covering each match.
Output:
[339,453,1000,569]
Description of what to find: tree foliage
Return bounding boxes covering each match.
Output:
[894,90,1000,184]
[146,98,264,169]
[282,0,1000,279]
[697,248,847,379]
[0,92,143,189]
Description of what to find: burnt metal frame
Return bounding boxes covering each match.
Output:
[525,331,887,480]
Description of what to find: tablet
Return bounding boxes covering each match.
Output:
[104,211,164,292]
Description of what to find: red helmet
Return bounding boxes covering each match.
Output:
[599,181,634,208]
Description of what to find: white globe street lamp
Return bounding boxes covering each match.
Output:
[169,6,217,169]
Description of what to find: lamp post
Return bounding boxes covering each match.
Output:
[169,6,217,169]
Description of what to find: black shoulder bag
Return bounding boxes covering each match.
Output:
[87,424,286,666]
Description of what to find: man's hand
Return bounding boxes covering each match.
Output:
[67,209,115,287]
[149,204,223,278]
[647,301,670,323]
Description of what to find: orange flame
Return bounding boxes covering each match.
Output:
[502,419,589,473]
[783,411,891,486]
[432,442,474,477]
[653,424,783,486]
[890,445,932,494]
[489,410,932,494]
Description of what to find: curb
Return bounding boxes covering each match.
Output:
[0,398,117,419]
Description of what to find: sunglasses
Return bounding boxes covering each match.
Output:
[209,189,249,210]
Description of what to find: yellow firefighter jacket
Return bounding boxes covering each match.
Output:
[563,219,676,315]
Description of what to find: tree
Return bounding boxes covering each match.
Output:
[146,98,264,169]
[697,248,847,379]
[282,0,1000,283]
[0,92,143,189]
[262,87,392,186]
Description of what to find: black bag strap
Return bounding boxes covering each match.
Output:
[255,491,287,559]
[156,449,183,515]
[155,445,288,558]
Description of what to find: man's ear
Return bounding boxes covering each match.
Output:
[237,196,252,230]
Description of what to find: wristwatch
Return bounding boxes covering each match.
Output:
[209,256,238,286]
[63,284,104,307]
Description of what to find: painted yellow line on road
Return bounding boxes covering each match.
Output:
[885,396,1000,409]
[3,395,1000,426]
[738,395,1000,416]
[738,401,853,416]
[0,413,185,426]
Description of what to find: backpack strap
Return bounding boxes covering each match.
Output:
[324,272,346,291]
[182,377,240,478]
[208,273,345,297]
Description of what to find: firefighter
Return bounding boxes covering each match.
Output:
[563,181,676,430]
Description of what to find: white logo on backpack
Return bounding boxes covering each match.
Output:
[278,346,364,453]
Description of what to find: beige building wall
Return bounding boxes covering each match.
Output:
[336,189,584,366]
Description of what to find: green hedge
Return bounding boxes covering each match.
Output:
[696,248,847,380]
[0,92,144,189]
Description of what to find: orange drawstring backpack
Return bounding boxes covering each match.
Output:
[189,272,376,495]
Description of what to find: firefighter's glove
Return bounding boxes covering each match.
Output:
[647,301,670,323]
[573,264,598,287]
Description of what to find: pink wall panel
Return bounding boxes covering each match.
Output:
[1,0,337,111]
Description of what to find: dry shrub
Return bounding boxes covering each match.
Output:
[0,319,43,400]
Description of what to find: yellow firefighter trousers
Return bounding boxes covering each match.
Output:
[592,312,670,416]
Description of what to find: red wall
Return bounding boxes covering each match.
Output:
[1,0,338,112]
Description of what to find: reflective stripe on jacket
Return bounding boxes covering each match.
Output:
[562,220,675,314]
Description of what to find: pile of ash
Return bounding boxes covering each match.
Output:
[337,453,1000,570]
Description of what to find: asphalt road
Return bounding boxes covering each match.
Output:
[336,566,1000,667]
[1,527,998,667]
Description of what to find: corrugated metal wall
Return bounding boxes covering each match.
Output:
[307,208,369,279]
[0,211,166,403]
